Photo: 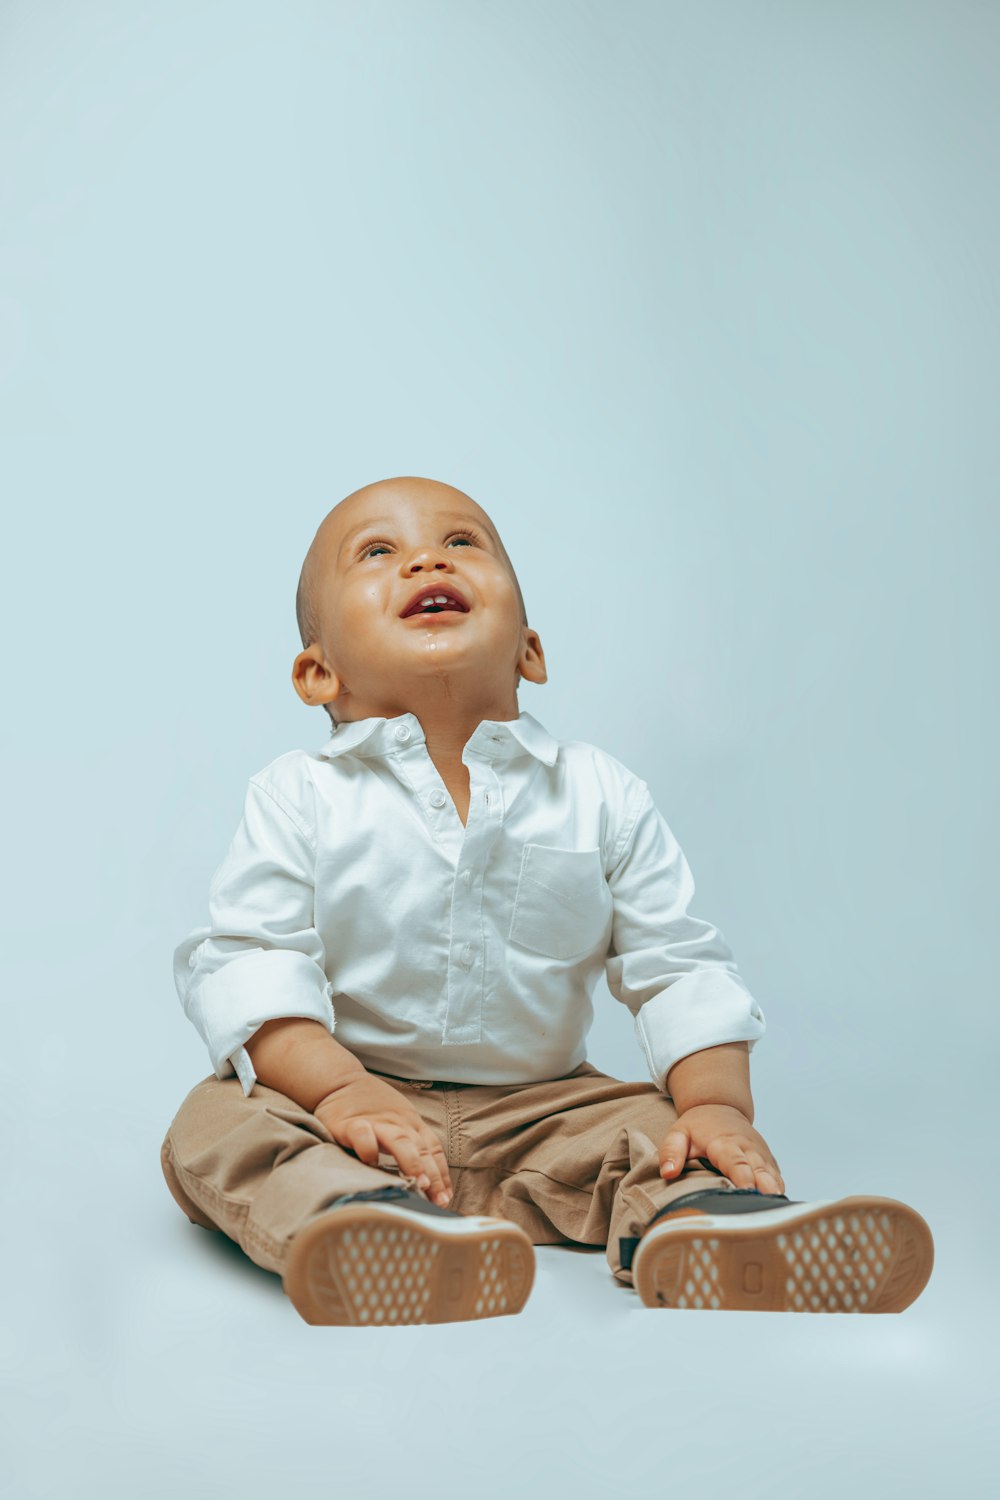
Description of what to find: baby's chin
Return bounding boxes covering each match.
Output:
[395,621,488,658]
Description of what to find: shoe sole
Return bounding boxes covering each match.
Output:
[632,1194,934,1313]
[283,1203,536,1326]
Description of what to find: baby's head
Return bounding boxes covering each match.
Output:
[293,476,546,728]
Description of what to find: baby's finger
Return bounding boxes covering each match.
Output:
[363,1123,422,1180]
[716,1147,756,1190]
[742,1148,784,1197]
[659,1126,691,1178]
[423,1139,453,1201]
[341,1118,380,1167]
[379,1128,447,1201]
[408,1138,447,1201]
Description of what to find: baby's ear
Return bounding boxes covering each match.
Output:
[518,629,547,686]
[291,647,342,708]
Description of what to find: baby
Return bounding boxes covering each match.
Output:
[162,475,934,1324]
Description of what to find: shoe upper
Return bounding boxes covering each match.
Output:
[328,1183,464,1220]
[619,1186,801,1273]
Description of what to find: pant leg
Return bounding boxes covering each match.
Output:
[160,1064,737,1286]
[436,1061,739,1284]
[159,1073,431,1276]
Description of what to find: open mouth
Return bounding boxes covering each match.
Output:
[400,585,470,618]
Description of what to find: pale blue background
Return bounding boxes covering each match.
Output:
[2,1,996,1495]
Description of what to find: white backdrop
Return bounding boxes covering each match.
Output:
[2,2,996,1495]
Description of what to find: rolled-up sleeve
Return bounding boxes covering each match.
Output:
[604,783,765,1094]
[172,777,336,1097]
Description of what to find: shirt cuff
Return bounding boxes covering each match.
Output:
[633,970,766,1095]
[223,1045,259,1097]
[191,949,337,1096]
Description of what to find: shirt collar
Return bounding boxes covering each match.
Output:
[315,709,558,766]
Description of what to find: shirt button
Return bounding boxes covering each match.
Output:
[393,724,411,741]
[461,869,472,887]
[429,789,447,808]
[460,942,474,967]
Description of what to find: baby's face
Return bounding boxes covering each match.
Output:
[293,479,545,723]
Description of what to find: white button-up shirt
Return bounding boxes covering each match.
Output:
[173,710,766,1097]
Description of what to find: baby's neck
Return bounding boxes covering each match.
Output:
[414,710,496,831]
[417,705,514,771]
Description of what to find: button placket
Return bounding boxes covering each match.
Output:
[443,755,502,1045]
[395,738,462,842]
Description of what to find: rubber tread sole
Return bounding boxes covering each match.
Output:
[632,1194,933,1313]
[283,1202,536,1325]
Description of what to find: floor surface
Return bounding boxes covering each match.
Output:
[5,1117,996,1500]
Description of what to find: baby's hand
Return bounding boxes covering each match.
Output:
[314,1074,454,1207]
[659,1104,785,1197]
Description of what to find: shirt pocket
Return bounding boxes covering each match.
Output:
[508,844,609,961]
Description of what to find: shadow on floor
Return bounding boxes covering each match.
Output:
[179,1218,287,1299]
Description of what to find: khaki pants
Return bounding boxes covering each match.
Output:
[159,1061,736,1288]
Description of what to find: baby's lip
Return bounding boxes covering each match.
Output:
[400,583,471,617]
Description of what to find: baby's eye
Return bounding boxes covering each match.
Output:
[359,528,480,560]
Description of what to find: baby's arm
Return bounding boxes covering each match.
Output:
[245,1015,366,1109]
[604,780,781,1193]
[176,772,452,1204]
[604,779,767,1091]
[665,1039,754,1119]
[247,1017,453,1205]
[659,1039,784,1194]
